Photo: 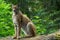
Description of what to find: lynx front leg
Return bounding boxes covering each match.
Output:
[17,25,21,39]
[13,24,17,39]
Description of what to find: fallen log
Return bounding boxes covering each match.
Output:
[0,30,60,40]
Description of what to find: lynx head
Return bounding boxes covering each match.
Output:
[12,4,19,14]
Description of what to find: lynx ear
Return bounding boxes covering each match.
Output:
[12,4,19,9]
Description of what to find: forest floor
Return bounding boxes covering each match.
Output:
[0,31,60,40]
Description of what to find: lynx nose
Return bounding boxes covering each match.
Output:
[13,9,16,12]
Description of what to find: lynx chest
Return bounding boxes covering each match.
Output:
[12,14,21,24]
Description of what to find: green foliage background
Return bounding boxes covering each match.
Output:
[0,0,60,37]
